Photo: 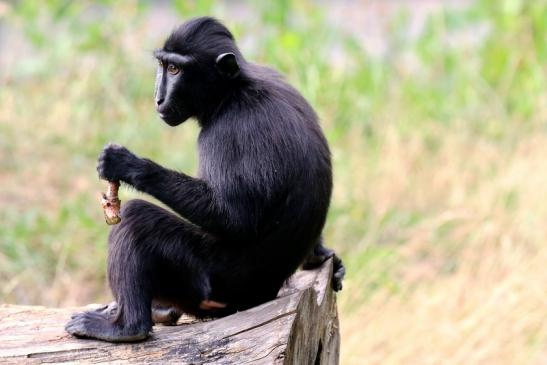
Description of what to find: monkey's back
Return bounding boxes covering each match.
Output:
[199,64,331,240]
[198,64,332,307]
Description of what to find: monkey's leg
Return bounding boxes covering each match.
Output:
[66,230,154,343]
[303,237,346,291]
[66,199,218,342]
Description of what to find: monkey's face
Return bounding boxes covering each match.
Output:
[153,49,240,126]
[153,52,194,126]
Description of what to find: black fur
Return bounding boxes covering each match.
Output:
[66,17,345,342]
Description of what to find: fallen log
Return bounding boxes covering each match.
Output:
[0,259,339,364]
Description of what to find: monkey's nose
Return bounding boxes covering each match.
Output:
[156,98,165,107]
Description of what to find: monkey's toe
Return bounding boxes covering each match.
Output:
[65,311,149,342]
[65,311,101,338]
[331,255,346,292]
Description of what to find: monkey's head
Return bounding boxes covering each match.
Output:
[154,17,243,126]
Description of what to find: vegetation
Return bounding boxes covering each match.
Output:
[1,0,546,363]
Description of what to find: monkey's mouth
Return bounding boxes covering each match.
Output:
[157,111,183,126]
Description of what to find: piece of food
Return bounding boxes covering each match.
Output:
[101,180,121,225]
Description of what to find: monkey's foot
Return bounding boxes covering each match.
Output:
[92,301,118,319]
[331,254,346,292]
[303,246,346,292]
[65,310,150,343]
[152,306,182,326]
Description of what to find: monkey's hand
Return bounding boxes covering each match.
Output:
[97,143,142,184]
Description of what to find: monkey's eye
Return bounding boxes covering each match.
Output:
[167,64,180,75]
[158,59,163,67]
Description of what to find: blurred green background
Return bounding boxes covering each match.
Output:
[1,0,546,364]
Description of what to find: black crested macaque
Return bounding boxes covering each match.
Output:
[65,17,345,342]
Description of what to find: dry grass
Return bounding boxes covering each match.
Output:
[338,130,547,364]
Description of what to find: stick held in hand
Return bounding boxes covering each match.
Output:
[101,180,121,225]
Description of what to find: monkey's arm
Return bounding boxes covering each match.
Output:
[97,144,224,234]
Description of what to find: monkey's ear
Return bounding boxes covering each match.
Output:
[216,53,240,79]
